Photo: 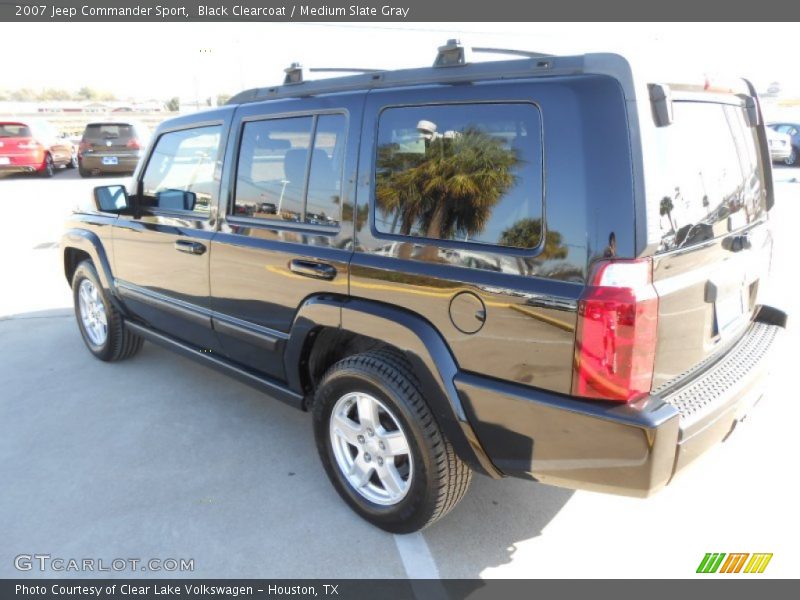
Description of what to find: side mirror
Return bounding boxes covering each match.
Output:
[93,185,129,212]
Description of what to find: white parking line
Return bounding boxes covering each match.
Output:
[393,532,440,579]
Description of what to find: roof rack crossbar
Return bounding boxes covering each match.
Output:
[309,67,386,74]
[472,47,553,59]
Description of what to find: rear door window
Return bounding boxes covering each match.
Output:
[373,103,543,249]
[651,102,766,251]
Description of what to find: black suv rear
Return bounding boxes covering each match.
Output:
[61,44,786,532]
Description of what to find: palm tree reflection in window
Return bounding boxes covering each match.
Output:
[376,125,518,250]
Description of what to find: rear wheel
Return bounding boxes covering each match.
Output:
[40,154,54,178]
[67,153,78,169]
[784,147,798,167]
[313,350,472,533]
[72,260,143,361]
[79,165,92,178]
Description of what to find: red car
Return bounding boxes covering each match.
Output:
[0,120,77,177]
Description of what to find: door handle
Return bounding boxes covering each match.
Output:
[174,240,206,255]
[289,259,337,280]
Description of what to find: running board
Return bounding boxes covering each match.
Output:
[124,320,305,409]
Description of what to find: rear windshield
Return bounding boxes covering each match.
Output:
[0,123,31,138]
[650,101,766,252]
[83,123,135,141]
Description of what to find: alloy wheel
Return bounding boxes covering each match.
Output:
[329,391,413,506]
[78,279,108,346]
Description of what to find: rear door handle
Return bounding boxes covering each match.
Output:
[289,259,337,280]
[174,240,206,255]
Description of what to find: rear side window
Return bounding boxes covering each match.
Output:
[651,102,766,252]
[84,123,134,141]
[374,103,543,249]
[0,123,31,137]
[234,113,346,227]
[140,125,222,214]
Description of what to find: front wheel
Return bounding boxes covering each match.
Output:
[313,350,472,533]
[72,260,143,361]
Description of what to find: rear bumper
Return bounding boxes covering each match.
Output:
[458,305,785,497]
[0,152,45,172]
[80,154,140,173]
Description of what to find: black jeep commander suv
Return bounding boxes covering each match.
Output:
[61,43,786,532]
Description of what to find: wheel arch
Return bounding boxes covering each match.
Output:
[62,228,125,314]
[286,295,501,478]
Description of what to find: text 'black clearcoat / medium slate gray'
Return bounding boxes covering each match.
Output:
[61,42,787,532]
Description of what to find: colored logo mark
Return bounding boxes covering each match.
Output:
[697,553,773,574]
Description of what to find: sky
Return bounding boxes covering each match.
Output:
[0,22,797,102]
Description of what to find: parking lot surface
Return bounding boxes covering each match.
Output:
[1,168,799,578]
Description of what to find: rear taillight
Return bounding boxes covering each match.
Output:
[126,138,140,150]
[78,140,92,154]
[572,258,659,403]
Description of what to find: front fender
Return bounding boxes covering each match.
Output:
[286,296,501,478]
[61,225,124,313]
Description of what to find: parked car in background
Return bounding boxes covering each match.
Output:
[768,122,800,166]
[0,119,76,177]
[766,127,792,163]
[78,121,149,177]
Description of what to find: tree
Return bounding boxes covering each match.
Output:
[375,128,518,257]
[77,86,98,100]
[500,218,567,259]
[10,88,37,101]
[217,94,231,106]
[660,195,676,232]
[40,88,71,101]
[166,97,180,112]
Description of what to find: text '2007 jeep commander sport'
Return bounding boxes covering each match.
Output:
[62,42,787,532]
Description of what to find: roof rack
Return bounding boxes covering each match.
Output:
[225,41,632,106]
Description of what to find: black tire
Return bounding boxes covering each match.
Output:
[785,147,799,167]
[67,153,78,169]
[79,166,92,178]
[40,154,54,178]
[313,349,472,533]
[71,260,143,362]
